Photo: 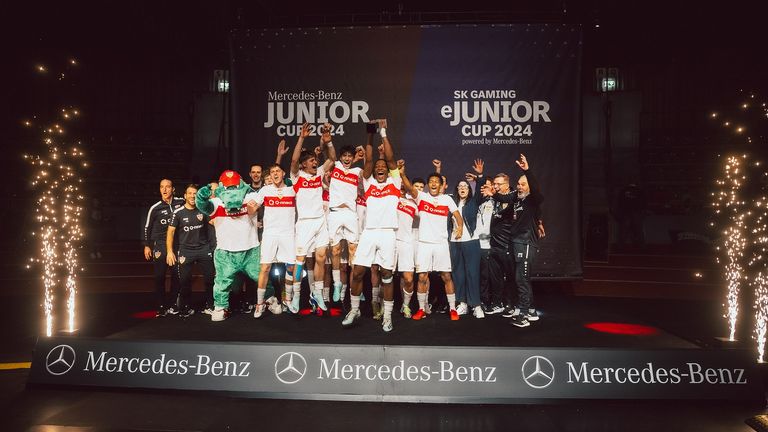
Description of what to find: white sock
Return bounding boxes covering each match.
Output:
[341,284,348,300]
[307,270,315,286]
[313,280,324,295]
[383,300,394,320]
[291,283,301,301]
[284,275,294,301]
[372,285,381,304]
[257,288,266,304]
[350,295,361,311]
[402,289,413,307]
[417,292,427,311]
[447,293,456,311]
[322,286,330,302]
[332,269,341,283]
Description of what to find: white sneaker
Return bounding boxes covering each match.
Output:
[401,304,412,319]
[382,316,393,332]
[332,282,343,302]
[473,305,485,319]
[310,288,328,311]
[288,295,300,314]
[342,308,361,328]
[456,302,468,316]
[202,308,214,316]
[425,302,433,315]
[253,303,266,318]
[266,296,282,315]
[211,308,229,322]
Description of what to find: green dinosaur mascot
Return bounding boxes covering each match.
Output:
[196,170,264,321]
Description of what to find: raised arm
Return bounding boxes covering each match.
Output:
[352,145,365,167]
[398,160,420,199]
[290,123,310,176]
[516,153,543,204]
[378,119,397,170]
[275,139,288,166]
[319,123,337,172]
[470,158,485,205]
[432,159,442,174]
[195,182,217,215]
[362,125,375,179]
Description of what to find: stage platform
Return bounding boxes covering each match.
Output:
[3,244,766,430]
[108,294,696,349]
[3,289,765,431]
[25,291,763,406]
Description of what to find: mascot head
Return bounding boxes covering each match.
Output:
[217,170,251,214]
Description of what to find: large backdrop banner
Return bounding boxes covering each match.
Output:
[230,24,582,277]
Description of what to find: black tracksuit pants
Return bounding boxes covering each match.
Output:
[488,243,536,310]
[177,248,215,309]
[152,241,180,308]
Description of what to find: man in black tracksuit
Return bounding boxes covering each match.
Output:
[482,154,543,328]
[143,179,184,316]
[166,184,215,316]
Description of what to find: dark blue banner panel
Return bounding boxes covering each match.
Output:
[230,24,582,277]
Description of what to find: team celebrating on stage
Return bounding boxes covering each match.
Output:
[143,119,544,331]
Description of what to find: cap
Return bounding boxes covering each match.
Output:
[219,170,241,187]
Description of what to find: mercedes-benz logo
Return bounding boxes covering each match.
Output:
[46,344,76,376]
[274,352,307,384]
[521,355,555,389]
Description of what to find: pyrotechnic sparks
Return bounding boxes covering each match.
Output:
[750,193,768,362]
[25,137,86,336]
[710,91,768,361]
[24,59,86,336]
[712,155,749,342]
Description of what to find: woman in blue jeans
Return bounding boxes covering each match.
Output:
[448,166,485,318]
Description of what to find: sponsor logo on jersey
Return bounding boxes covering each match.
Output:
[265,196,296,207]
[293,176,322,193]
[331,167,360,186]
[397,201,416,218]
[365,183,401,200]
[418,201,449,217]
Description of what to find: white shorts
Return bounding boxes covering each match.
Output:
[415,241,452,273]
[395,239,415,272]
[328,207,359,245]
[353,229,396,271]
[260,234,296,265]
[295,217,329,257]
